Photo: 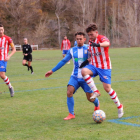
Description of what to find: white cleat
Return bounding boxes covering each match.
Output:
[90,90,101,100]
[9,86,14,97]
[118,104,124,118]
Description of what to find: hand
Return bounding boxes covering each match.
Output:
[45,70,53,77]
[4,56,10,61]
[90,42,100,47]
[24,54,28,56]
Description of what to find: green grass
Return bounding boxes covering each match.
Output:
[0,47,140,140]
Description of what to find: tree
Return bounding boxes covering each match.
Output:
[1,0,42,44]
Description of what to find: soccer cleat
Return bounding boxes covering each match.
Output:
[90,90,101,100]
[63,113,75,120]
[94,101,100,111]
[67,61,70,64]
[9,86,14,97]
[118,104,124,118]
[31,72,34,74]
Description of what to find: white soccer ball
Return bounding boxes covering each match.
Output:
[92,110,106,123]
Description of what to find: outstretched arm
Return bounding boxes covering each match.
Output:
[45,50,72,77]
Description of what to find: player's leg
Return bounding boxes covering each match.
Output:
[103,83,123,118]
[64,76,79,120]
[81,65,100,98]
[0,72,14,97]
[22,59,29,70]
[86,93,100,111]
[64,86,75,120]
[97,68,123,118]
[79,78,100,111]
[28,55,33,74]
[62,50,65,58]
[28,61,33,74]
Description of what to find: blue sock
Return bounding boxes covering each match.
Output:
[67,96,74,115]
[93,98,99,107]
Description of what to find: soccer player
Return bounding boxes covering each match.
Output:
[61,36,71,64]
[22,38,34,74]
[80,23,124,118]
[45,32,100,120]
[0,24,16,97]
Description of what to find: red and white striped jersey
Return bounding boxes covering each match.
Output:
[0,35,13,61]
[61,39,71,50]
[88,35,112,69]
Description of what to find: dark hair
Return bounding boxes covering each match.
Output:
[86,23,98,33]
[0,24,4,27]
[75,32,85,37]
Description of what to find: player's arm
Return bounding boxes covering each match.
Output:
[90,36,110,48]
[79,49,91,68]
[22,45,25,55]
[61,41,63,51]
[28,45,32,54]
[69,40,71,49]
[5,42,16,61]
[45,50,72,77]
[90,41,110,48]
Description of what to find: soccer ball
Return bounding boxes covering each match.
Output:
[92,110,106,123]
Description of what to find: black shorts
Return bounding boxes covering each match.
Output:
[23,54,32,62]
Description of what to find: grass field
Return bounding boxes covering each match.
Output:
[0,47,140,140]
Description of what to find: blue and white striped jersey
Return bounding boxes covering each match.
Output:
[52,45,89,78]
[69,45,89,78]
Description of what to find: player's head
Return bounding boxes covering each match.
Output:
[0,24,4,37]
[86,23,98,41]
[75,32,86,47]
[64,36,67,40]
[24,38,28,44]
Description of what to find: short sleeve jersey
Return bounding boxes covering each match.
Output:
[0,35,13,60]
[88,35,112,69]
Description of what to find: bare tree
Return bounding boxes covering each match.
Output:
[2,0,41,44]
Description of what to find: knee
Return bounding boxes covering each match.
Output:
[87,97,92,102]
[87,96,95,102]
[67,90,73,97]
[0,73,5,79]
[81,68,87,76]
[104,86,111,93]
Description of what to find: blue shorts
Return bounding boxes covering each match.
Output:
[84,65,111,84]
[0,61,7,72]
[68,76,93,94]
[62,50,68,54]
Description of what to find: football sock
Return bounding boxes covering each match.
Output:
[108,88,121,108]
[24,64,28,67]
[29,66,33,72]
[83,75,97,92]
[93,98,99,107]
[4,76,12,88]
[67,96,74,115]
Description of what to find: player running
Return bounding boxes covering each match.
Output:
[80,23,124,118]
[0,24,16,97]
[61,36,71,64]
[45,32,100,120]
[22,38,34,74]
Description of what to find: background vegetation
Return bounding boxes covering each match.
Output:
[0,0,140,48]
